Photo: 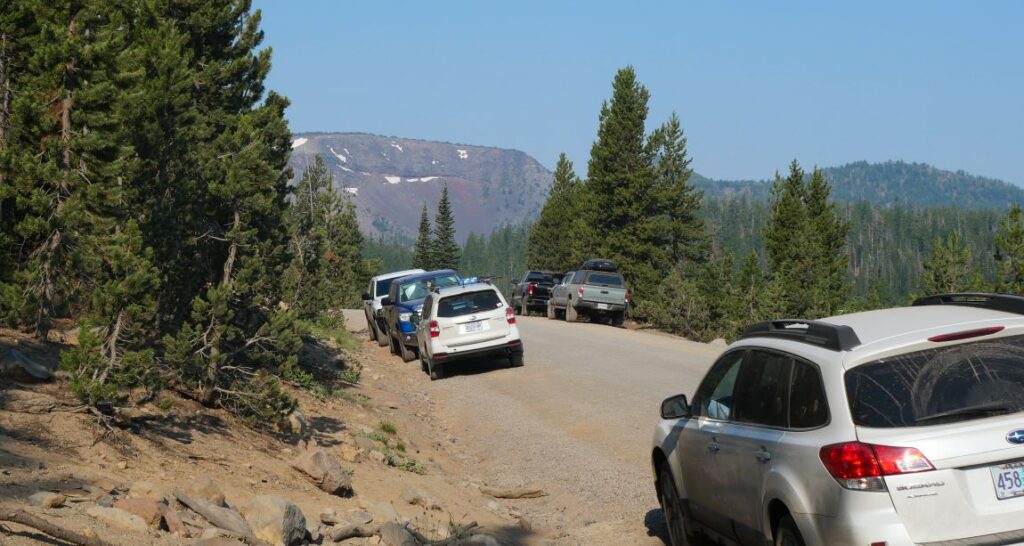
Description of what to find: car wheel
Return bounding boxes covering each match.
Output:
[398,340,416,363]
[657,465,690,546]
[775,515,805,546]
[509,353,524,367]
[429,362,445,381]
[566,302,578,322]
[520,300,529,317]
[366,316,377,341]
[421,354,428,373]
[376,323,389,347]
[546,300,555,319]
[389,332,400,355]
[611,310,625,327]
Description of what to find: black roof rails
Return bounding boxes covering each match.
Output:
[739,320,862,352]
[912,293,1024,316]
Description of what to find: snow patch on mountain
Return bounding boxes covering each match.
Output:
[384,175,402,184]
[457,149,469,159]
[390,142,404,153]
[344,187,359,195]
[328,146,347,163]
[291,138,308,149]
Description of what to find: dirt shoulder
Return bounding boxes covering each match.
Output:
[0,326,548,545]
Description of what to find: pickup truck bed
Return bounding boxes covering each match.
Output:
[548,269,628,326]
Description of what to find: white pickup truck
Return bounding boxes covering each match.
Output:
[547,268,629,326]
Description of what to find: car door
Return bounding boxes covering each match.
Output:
[553,272,573,307]
[715,349,792,545]
[676,349,745,537]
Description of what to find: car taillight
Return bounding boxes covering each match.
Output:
[928,326,1004,342]
[578,286,584,298]
[429,320,440,338]
[506,307,516,324]
[819,442,934,491]
[527,283,535,295]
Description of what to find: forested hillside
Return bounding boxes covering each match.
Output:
[697,160,1024,208]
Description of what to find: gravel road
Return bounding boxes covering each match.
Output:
[424,314,722,544]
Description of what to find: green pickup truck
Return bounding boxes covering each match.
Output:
[547,268,629,326]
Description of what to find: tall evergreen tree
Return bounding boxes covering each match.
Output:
[805,167,850,315]
[923,231,975,294]
[431,185,460,270]
[764,161,813,317]
[527,153,580,272]
[649,112,709,267]
[579,66,664,297]
[995,203,1024,294]
[412,204,433,270]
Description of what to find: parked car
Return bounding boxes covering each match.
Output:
[362,269,425,347]
[416,281,523,380]
[510,270,560,315]
[548,266,628,325]
[652,292,1024,546]
[381,270,461,362]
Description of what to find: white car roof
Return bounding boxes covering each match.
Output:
[372,269,425,282]
[430,283,500,298]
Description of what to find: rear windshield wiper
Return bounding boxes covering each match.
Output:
[914,403,1016,425]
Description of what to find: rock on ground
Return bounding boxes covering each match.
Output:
[113,497,164,529]
[0,348,54,381]
[379,522,418,546]
[240,495,307,546]
[290,447,353,496]
[401,487,441,511]
[85,505,150,532]
[28,491,65,508]
[183,476,227,507]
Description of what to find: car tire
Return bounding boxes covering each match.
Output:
[611,310,625,327]
[389,332,400,355]
[429,362,445,381]
[566,302,578,322]
[376,322,389,347]
[520,300,529,317]
[509,353,524,367]
[366,316,377,341]
[398,340,416,363]
[546,300,555,319]
[775,514,805,546]
[657,465,691,546]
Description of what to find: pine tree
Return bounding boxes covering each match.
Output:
[805,167,850,315]
[431,185,460,270]
[579,67,664,297]
[995,203,1024,294]
[283,155,338,319]
[527,153,580,272]
[649,112,709,267]
[923,231,975,294]
[412,204,433,270]
[764,161,813,317]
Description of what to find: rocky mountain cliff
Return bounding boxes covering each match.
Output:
[289,133,552,242]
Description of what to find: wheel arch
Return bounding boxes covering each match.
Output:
[766,498,791,542]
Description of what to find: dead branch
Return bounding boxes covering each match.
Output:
[0,509,115,546]
[479,485,547,499]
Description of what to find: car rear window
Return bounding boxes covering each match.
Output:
[437,290,503,318]
[525,271,551,283]
[398,274,460,303]
[846,335,1024,427]
[585,272,623,286]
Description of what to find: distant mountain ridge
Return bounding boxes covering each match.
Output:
[288,133,552,242]
[695,161,1024,208]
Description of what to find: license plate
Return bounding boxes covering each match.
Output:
[991,463,1024,500]
[596,303,609,310]
[462,321,484,334]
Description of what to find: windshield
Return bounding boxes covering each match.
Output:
[438,290,503,318]
[525,271,553,283]
[846,335,1024,427]
[398,274,461,303]
[585,272,624,287]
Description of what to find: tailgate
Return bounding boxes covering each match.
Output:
[858,417,1024,544]
[580,285,625,305]
[438,308,509,348]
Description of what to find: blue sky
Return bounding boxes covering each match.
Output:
[254,1,1024,185]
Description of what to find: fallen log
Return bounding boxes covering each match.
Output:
[0,509,115,546]
[479,485,547,499]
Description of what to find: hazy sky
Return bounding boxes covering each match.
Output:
[254,1,1024,185]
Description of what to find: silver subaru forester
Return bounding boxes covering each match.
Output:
[652,293,1024,546]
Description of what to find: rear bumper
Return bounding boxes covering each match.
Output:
[795,508,915,546]
[523,296,550,307]
[432,340,523,364]
[574,300,626,313]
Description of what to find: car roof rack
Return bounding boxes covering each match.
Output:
[912,292,1024,315]
[739,320,862,352]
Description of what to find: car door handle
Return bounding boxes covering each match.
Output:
[707,439,721,453]
[755,448,772,463]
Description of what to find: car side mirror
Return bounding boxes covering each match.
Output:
[362,292,372,302]
[661,394,690,419]
[381,297,393,306]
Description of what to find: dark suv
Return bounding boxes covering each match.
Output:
[510,270,561,315]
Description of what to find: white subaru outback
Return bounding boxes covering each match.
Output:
[652,293,1024,546]
[416,281,523,380]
